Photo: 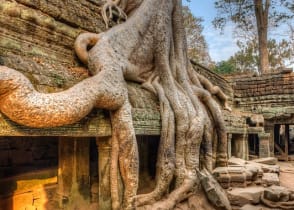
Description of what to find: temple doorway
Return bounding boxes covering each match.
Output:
[248,134,259,159]
[137,135,160,194]
[274,124,294,161]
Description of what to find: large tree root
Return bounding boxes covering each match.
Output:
[0,0,232,209]
[0,66,125,127]
[0,65,138,210]
[102,0,127,28]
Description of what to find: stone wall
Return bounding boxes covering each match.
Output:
[227,70,294,158]
[0,0,99,90]
[231,71,294,115]
[192,61,233,99]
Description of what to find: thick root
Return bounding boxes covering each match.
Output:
[74,33,100,65]
[111,102,139,210]
[146,179,195,210]
[136,78,175,207]
[102,0,127,28]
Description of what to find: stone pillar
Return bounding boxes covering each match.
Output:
[285,124,289,160]
[264,124,275,157]
[231,134,248,160]
[227,133,232,158]
[96,137,112,210]
[258,133,271,158]
[58,137,90,208]
[96,137,123,210]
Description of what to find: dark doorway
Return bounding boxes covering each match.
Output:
[136,135,160,194]
[248,134,259,159]
[274,124,292,161]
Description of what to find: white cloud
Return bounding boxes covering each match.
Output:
[203,24,239,62]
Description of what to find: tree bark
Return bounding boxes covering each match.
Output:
[0,0,232,209]
[254,0,270,73]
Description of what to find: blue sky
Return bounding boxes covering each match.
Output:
[183,0,239,63]
[183,1,293,68]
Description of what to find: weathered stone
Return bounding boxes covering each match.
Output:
[262,173,280,186]
[290,193,294,201]
[245,164,263,180]
[248,162,280,174]
[240,204,271,210]
[252,157,277,165]
[228,157,247,166]
[199,169,232,210]
[1,0,294,209]
[227,186,264,206]
[213,166,259,188]
[58,138,90,208]
[263,185,291,202]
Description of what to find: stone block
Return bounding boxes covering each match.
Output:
[262,173,280,186]
[264,185,291,202]
[252,157,277,165]
[228,157,246,166]
[240,204,271,210]
[227,186,264,206]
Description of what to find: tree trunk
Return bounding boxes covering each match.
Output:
[254,0,270,73]
[0,0,232,209]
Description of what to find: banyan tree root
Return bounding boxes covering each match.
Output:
[0,0,232,209]
[102,0,127,28]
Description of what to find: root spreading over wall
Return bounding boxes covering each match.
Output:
[0,0,231,209]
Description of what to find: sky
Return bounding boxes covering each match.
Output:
[183,1,293,68]
[183,0,239,63]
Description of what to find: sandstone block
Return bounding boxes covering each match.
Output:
[240,204,271,210]
[228,157,246,166]
[264,185,291,202]
[227,186,264,206]
[262,173,280,186]
[252,157,277,165]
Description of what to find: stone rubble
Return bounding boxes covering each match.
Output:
[214,157,294,209]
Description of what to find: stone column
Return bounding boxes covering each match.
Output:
[58,137,90,208]
[96,137,123,210]
[285,124,289,160]
[96,137,112,210]
[231,134,248,160]
[264,123,275,157]
[258,133,271,158]
[227,133,232,158]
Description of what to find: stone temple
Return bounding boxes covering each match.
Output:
[0,1,293,210]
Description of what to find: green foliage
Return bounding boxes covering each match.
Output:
[213,0,293,32]
[220,38,293,73]
[213,60,236,74]
[213,0,293,73]
[182,6,212,67]
[267,39,293,70]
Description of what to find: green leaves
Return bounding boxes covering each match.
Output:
[183,6,212,66]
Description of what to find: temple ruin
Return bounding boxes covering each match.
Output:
[0,0,293,210]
